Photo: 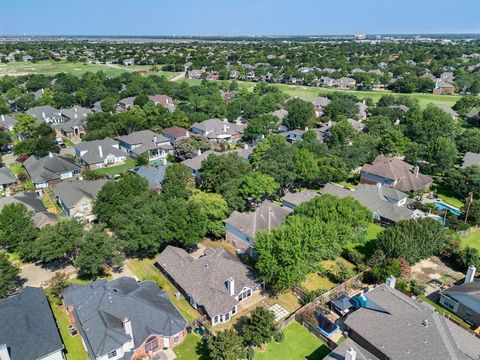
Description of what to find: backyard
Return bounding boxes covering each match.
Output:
[92,159,136,176]
[432,183,464,208]
[255,321,331,360]
[461,230,480,251]
[125,258,201,322]
[0,60,179,79]
[301,257,357,293]
[174,333,208,360]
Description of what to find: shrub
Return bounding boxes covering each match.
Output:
[273,331,284,343]
[409,280,426,296]
[342,248,365,266]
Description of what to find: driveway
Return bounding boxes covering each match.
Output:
[20,262,77,288]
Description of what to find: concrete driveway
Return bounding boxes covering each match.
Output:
[20,262,77,288]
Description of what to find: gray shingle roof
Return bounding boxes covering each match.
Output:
[118,130,171,156]
[62,277,186,359]
[76,138,126,165]
[0,191,57,227]
[24,153,81,184]
[320,183,412,223]
[156,246,261,317]
[59,105,92,121]
[132,162,171,189]
[225,200,292,239]
[311,96,331,108]
[0,167,16,186]
[0,287,64,360]
[53,179,108,209]
[281,190,319,208]
[191,119,245,139]
[344,284,480,360]
[26,105,63,123]
[180,150,214,171]
[323,338,379,360]
[0,114,16,130]
[442,279,480,314]
[462,152,480,168]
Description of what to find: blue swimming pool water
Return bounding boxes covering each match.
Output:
[434,202,462,217]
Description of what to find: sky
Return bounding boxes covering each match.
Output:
[1,0,479,36]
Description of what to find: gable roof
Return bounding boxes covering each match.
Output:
[24,153,81,184]
[462,152,480,168]
[225,200,292,239]
[76,138,126,165]
[118,130,171,156]
[60,105,92,121]
[180,150,214,172]
[148,95,175,112]
[320,183,412,223]
[442,279,480,314]
[162,126,189,140]
[53,179,108,209]
[0,287,64,360]
[311,96,331,108]
[62,277,186,358]
[133,161,171,189]
[26,105,62,122]
[344,284,480,360]
[324,338,379,360]
[281,189,319,207]
[0,191,57,227]
[156,246,261,317]
[0,114,16,130]
[0,167,16,186]
[361,155,432,192]
[191,119,245,139]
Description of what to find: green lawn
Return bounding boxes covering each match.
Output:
[9,162,25,176]
[255,321,331,360]
[176,78,460,109]
[461,231,480,251]
[126,258,201,322]
[344,223,384,258]
[301,257,357,293]
[92,159,136,176]
[174,334,209,360]
[418,295,471,329]
[46,291,89,360]
[432,183,464,208]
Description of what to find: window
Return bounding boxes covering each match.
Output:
[145,338,159,352]
[107,350,117,359]
[231,306,236,315]
[174,335,181,344]
[224,312,230,322]
[213,315,219,325]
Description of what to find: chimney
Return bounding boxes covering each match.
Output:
[186,130,190,138]
[74,113,78,119]
[153,135,157,143]
[162,158,167,166]
[464,265,476,284]
[268,206,272,232]
[244,144,248,150]
[345,348,356,360]
[0,344,9,360]
[223,124,227,133]
[1,115,4,122]
[386,275,396,289]
[305,127,309,131]
[48,152,53,158]
[327,120,332,127]
[42,112,46,119]
[414,165,420,177]
[226,277,235,296]
[197,149,202,156]
[122,317,134,346]
[377,182,382,188]
[98,145,103,158]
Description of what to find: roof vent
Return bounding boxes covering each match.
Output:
[422,319,429,328]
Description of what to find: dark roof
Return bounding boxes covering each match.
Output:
[331,294,353,311]
[132,161,171,189]
[62,277,186,358]
[361,155,432,192]
[118,130,171,156]
[59,105,92,121]
[323,338,379,360]
[24,153,81,184]
[344,284,480,360]
[0,114,16,129]
[225,200,292,239]
[0,287,64,360]
[0,167,16,186]
[53,179,108,209]
[180,150,214,171]
[156,246,261,317]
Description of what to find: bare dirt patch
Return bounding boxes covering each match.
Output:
[409,256,463,284]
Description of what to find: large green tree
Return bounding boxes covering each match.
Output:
[0,203,37,252]
[207,329,247,360]
[241,307,277,347]
[0,253,18,298]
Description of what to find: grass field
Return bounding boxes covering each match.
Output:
[432,183,464,208]
[461,230,480,251]
[255,321,330,360]
[93,159,136,176]
[46,291,89,360]
[0,60,179,79]
[174,334,208,360]
[176,78,461,109]
[301,257,356,293]
[126,258,201,322]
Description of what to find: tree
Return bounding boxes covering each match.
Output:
[49,272,68,303]
[377,128,410,156]
[161,163,194,200]
[13,114,37,138]
[423,137,458,174]
[293,148,320,185]
[0,253,18,298]
[256,141,297,190]
[188,191,229,238]
[133,94,149,107]
[375,218,454,264]
[239,172,279,205]
[283,98,316,130]
[173,136,212,161]
[327,119,357,148]
[26,218,84,262]
[207,329,247,360]
[444,165,480,199]
[0,203,37,252]
[75,225,124,277]
[323,96,359,120]
[200,153,251,193]
[456,130,480,154]
[317,155,349,182]
[242,114,278,142]
[241,307,277,347]
[462,198,480,226]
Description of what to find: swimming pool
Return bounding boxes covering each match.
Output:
[433,202,462,217]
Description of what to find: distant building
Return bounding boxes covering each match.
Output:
[148,95,175,112]
[191,119,245,144]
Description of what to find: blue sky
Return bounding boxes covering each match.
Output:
[1,0,478,36]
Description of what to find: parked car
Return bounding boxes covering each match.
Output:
[16,154,29,163]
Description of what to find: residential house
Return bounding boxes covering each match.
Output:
[334,77,357,89]
[32,88,45,100]
[439,265,480,327]
[24,153,82,188]
[118,130,173,162]
[117,97,135,112]
[281,189,319,209]
[0,287,65,360]
[0,114,16,131]
[180,150,214,180]
[225,200,292,254]
[433,79,455,95]
[148,95,175,112]
[282,129,305,143]
[62,277,187,360]
[191,119,245,144]
[55,106,92,139]
[348,118,367,132]
[311,96,331,117]
[462,152,480,168]
[0,191,58,228]
[156,246,263,327]
[271,109,288,122]
[26,105,65,124]
[320,182,414,225]
[186,69,204,79]
[344,281,480,360]
[356,101,368,120]
[75,138,127,170]
[436,104,459,120]
[161,126,190,142]
[324,338,379,360]
[360,155,433,193]
[0,167,17,190]
[53,179,108,221]
[132,160,171,190]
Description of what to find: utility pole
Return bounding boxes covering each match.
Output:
[464,192,474,224]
